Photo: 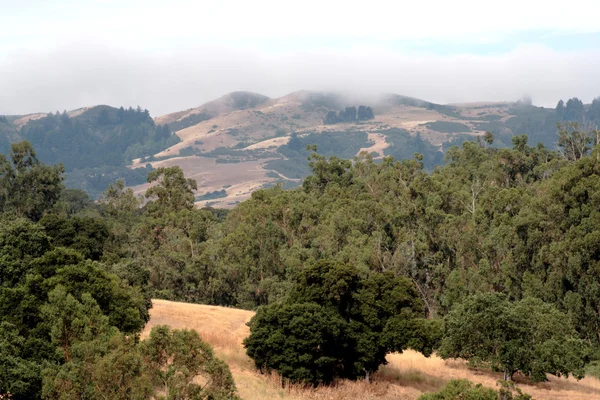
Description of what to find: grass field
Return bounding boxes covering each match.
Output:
[142,299,600,400]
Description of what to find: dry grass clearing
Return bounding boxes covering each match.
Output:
[143,299,600,400]
[128,156,278,208]
[13,113,47,129]
[358,133,389,158]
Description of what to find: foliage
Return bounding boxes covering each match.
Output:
[264,130,372,179]
[380,128,444,169]
[145,167,197,215]
[167,112,211,132]
[439,293,589,381]
[324,105,374,124]
[244,260,438,385]
[141,325,240,400]
[65,164,153,200]
[197,189,227,201]
[423,121,471,133]
[418,379,497,400]
[4,131,600,396]
[17,107,174,170]
[0,141,64,221]
[0,106,179,197]
[419,379,532,400]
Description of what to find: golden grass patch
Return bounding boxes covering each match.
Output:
[143,299,600,400]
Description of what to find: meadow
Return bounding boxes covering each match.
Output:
[143,299,600,400]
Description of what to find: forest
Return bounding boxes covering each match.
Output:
[0,106,179,198]
[2,120,600,398]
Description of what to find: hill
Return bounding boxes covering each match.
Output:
[0,105,179,198]
[2,93,598,204]
[131,92,589,208]
[143,299,600,400]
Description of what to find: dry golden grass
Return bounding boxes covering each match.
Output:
[143,299,600,399]
[13,113,47,129]
[358,133,389,159]
[144,94,521,205]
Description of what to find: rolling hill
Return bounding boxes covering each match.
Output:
[2,92,596,204]
[143,299,600,400]
[130,91,572,208]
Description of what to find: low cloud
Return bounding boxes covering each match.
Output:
[1,43,600,117]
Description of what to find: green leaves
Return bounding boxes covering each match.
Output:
[244,261,435,385]
[418,379,498,400]
[141,325,240,400]
[439,293,589,382]
[145,167,197,216]
[0,141,64,221]
[244,302,345,385]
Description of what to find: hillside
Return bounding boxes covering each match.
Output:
[130,92,590,208]
[2,93,597,204]
[0,105,179,198]
[143,299,600,400]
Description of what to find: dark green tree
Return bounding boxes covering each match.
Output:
[0,141,64,221]
[244,260,438,385]
[357,105,374,121]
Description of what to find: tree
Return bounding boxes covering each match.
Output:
[438,293,589,382]
[145,167,197,215]
[52,188,94,216]
[557,122,591,161]
[357,105,374,121]
[244,302,345,385]
[99,180,139,217]
[483,131,494,147]
[0,322,41,400]
[324,111,339,124]
[244,260,438,385]
[40,214,110,261]
[141,325,240,400]
[0,141,64,221]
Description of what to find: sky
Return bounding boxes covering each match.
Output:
[2,0,600,116]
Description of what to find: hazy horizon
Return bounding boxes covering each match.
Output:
[2,0,600,117]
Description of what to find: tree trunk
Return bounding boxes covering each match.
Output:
[503,368,512,381]
[364,369,371,383]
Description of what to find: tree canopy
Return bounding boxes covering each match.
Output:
[244,260,439,385]
[438,293,589,381]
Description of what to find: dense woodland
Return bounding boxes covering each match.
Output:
[3,100,600,398]
[0,106,179,198]
[324,105,375,124]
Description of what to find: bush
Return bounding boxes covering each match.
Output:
[419,379,497,400]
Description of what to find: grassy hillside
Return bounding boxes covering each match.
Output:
[4,92,599,205]
[143,299,600,400]
[141,91,594,208]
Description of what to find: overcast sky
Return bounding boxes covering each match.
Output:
[2,0,600,116]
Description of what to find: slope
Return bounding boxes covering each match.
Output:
[0,105,180,198]
[133,92,556,208]
[143,299,600,400]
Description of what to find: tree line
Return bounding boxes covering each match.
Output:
[324,105,375,124]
